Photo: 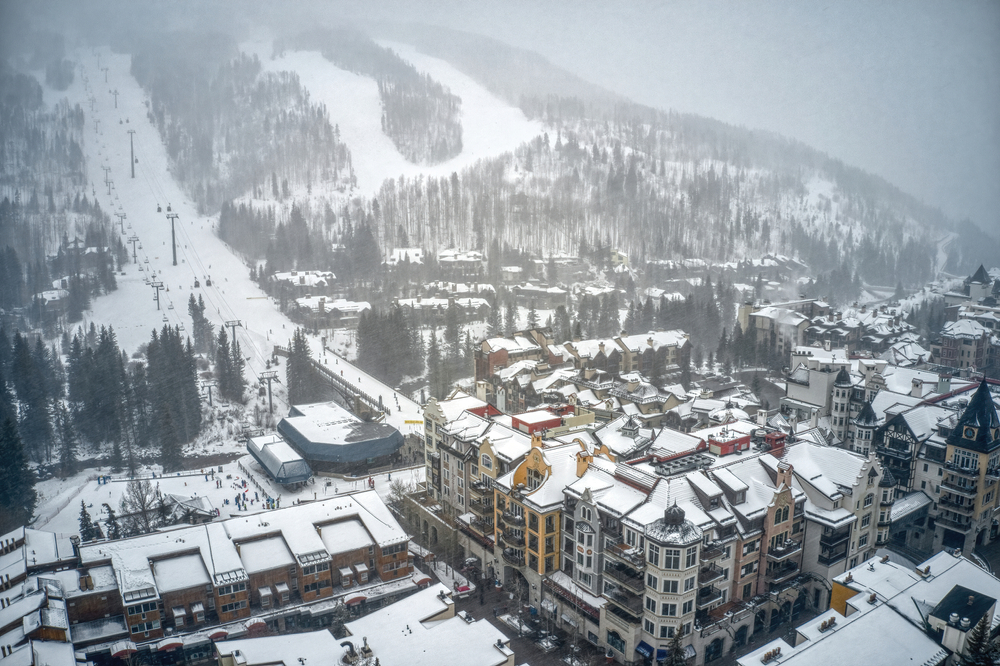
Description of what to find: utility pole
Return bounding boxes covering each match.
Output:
[115,211,126,234]
[165,212,179,266]
[151,281,164,310]
[259,371,278,414]
[127,129,135,177]
[128,235,139,263]
[111,89,119,108]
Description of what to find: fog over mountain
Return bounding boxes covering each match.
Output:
[351,0,1000,239]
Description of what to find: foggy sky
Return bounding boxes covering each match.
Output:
[359,0,1000,238]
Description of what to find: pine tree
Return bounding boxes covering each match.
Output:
[486,304,502,338]
[504,299,517,335]
[229,337,246,402]
[0,418,37,532]
[216,327,232,399]
[527,300,539,330]
[287,328,319,405]
[103,503,122,540]
[961,613,997,666]
[79,500,100,541]
[159,409,182,472]
[56,403,77,478]
[663,629,687,666]
[445,302,460,359]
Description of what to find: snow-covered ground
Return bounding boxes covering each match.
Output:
[245,41,544,195]
[33,456,424,536]
[54,46,453,439]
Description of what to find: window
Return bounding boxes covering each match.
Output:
[647,573,658,589]
[662,579,678,594]
[481,454,492,470]
[644,619,655,634]
[682,600,693,614]
[743,582,753,599]
[685,546,697,568]
[662,602,677,616]
[683,576,695,592]
[648,544,660,567]
[861,513,871,528]
[545,515,555,533]
[742,540,759,556]
[529,513,539,531]
[660,625,674,639]
[864,494,873,508]
[741,561,758,577]
[663,548,680,569]
[645,596,657,612]
[858,534,869,548]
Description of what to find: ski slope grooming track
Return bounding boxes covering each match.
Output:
[248,41,544,195]
[55,47,423,435]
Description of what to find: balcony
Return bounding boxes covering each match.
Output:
[876,445,911,461]
[942,480,978,497]
[986,467,1000,481]
[469,496,493,516]
[501,549,525,567]
[820,529,851,549]
[818,547,848,567]
[945,461,980,478]
[499,529,524,547]
[603,562,644,594]
[604,536,645,570]
[700,542,725,561]
[766,539,802,562]
[468,481,487,498]
[696,585,724,609]
[766,562,800,584]
[605,601,642,627]
[935,515,973,532]
[603,585,643,614]
[938,497,976,515]
[698,562,725,585]
[500,510,525,527]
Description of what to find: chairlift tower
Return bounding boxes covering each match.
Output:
[151,281,164,310]
[128,235,140,263]
[114,211,126,234]
[259,370,279,414]
[127,129,136,177]
[165,212,179,265]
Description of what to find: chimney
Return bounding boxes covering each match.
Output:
[949,612,960,625]
[598,342,605,354]
[824,340,831,352]
[576,451,592,478]
[911,378,923,398]
[968,595,976,606]
[961,617,971,630]
[531,432,543,449]
[937,374,951,395]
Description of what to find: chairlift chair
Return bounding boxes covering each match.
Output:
[157,204,161,213]
[194,279,200,288]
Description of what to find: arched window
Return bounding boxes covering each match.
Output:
[706,638,725,663]
[481,453,493,470]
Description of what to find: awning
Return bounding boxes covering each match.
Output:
[561,613,577,627]
[275,582,289,593]
[339,567,353,578]
[414,575,432,587]
[208,629,229,641]
[259,586,273,597]
[354,563,369,573]
[345,595,367,606]
[684,645,696,659]
[244,618,266,630]
[635,641,653,658]
[156,638,183,652]
[172,606,186,618]
[541,598,558,613]
[191,602,205,614]
[110,641,137,658]
[656,649,667,661]
[456,585,471,593]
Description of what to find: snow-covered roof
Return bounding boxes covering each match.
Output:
[152,553,211,594]
[237,537,295,575]
[319,520,373,556]
[269,270,335,287]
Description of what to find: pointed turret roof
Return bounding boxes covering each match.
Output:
[854,401,878,427]
[969,264,990,284]
[879,465,896,488]
[945,380,1000,453]
[834,366,852,387]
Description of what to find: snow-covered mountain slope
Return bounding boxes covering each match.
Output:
[55,47,423,437]
[246,41,543,195]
